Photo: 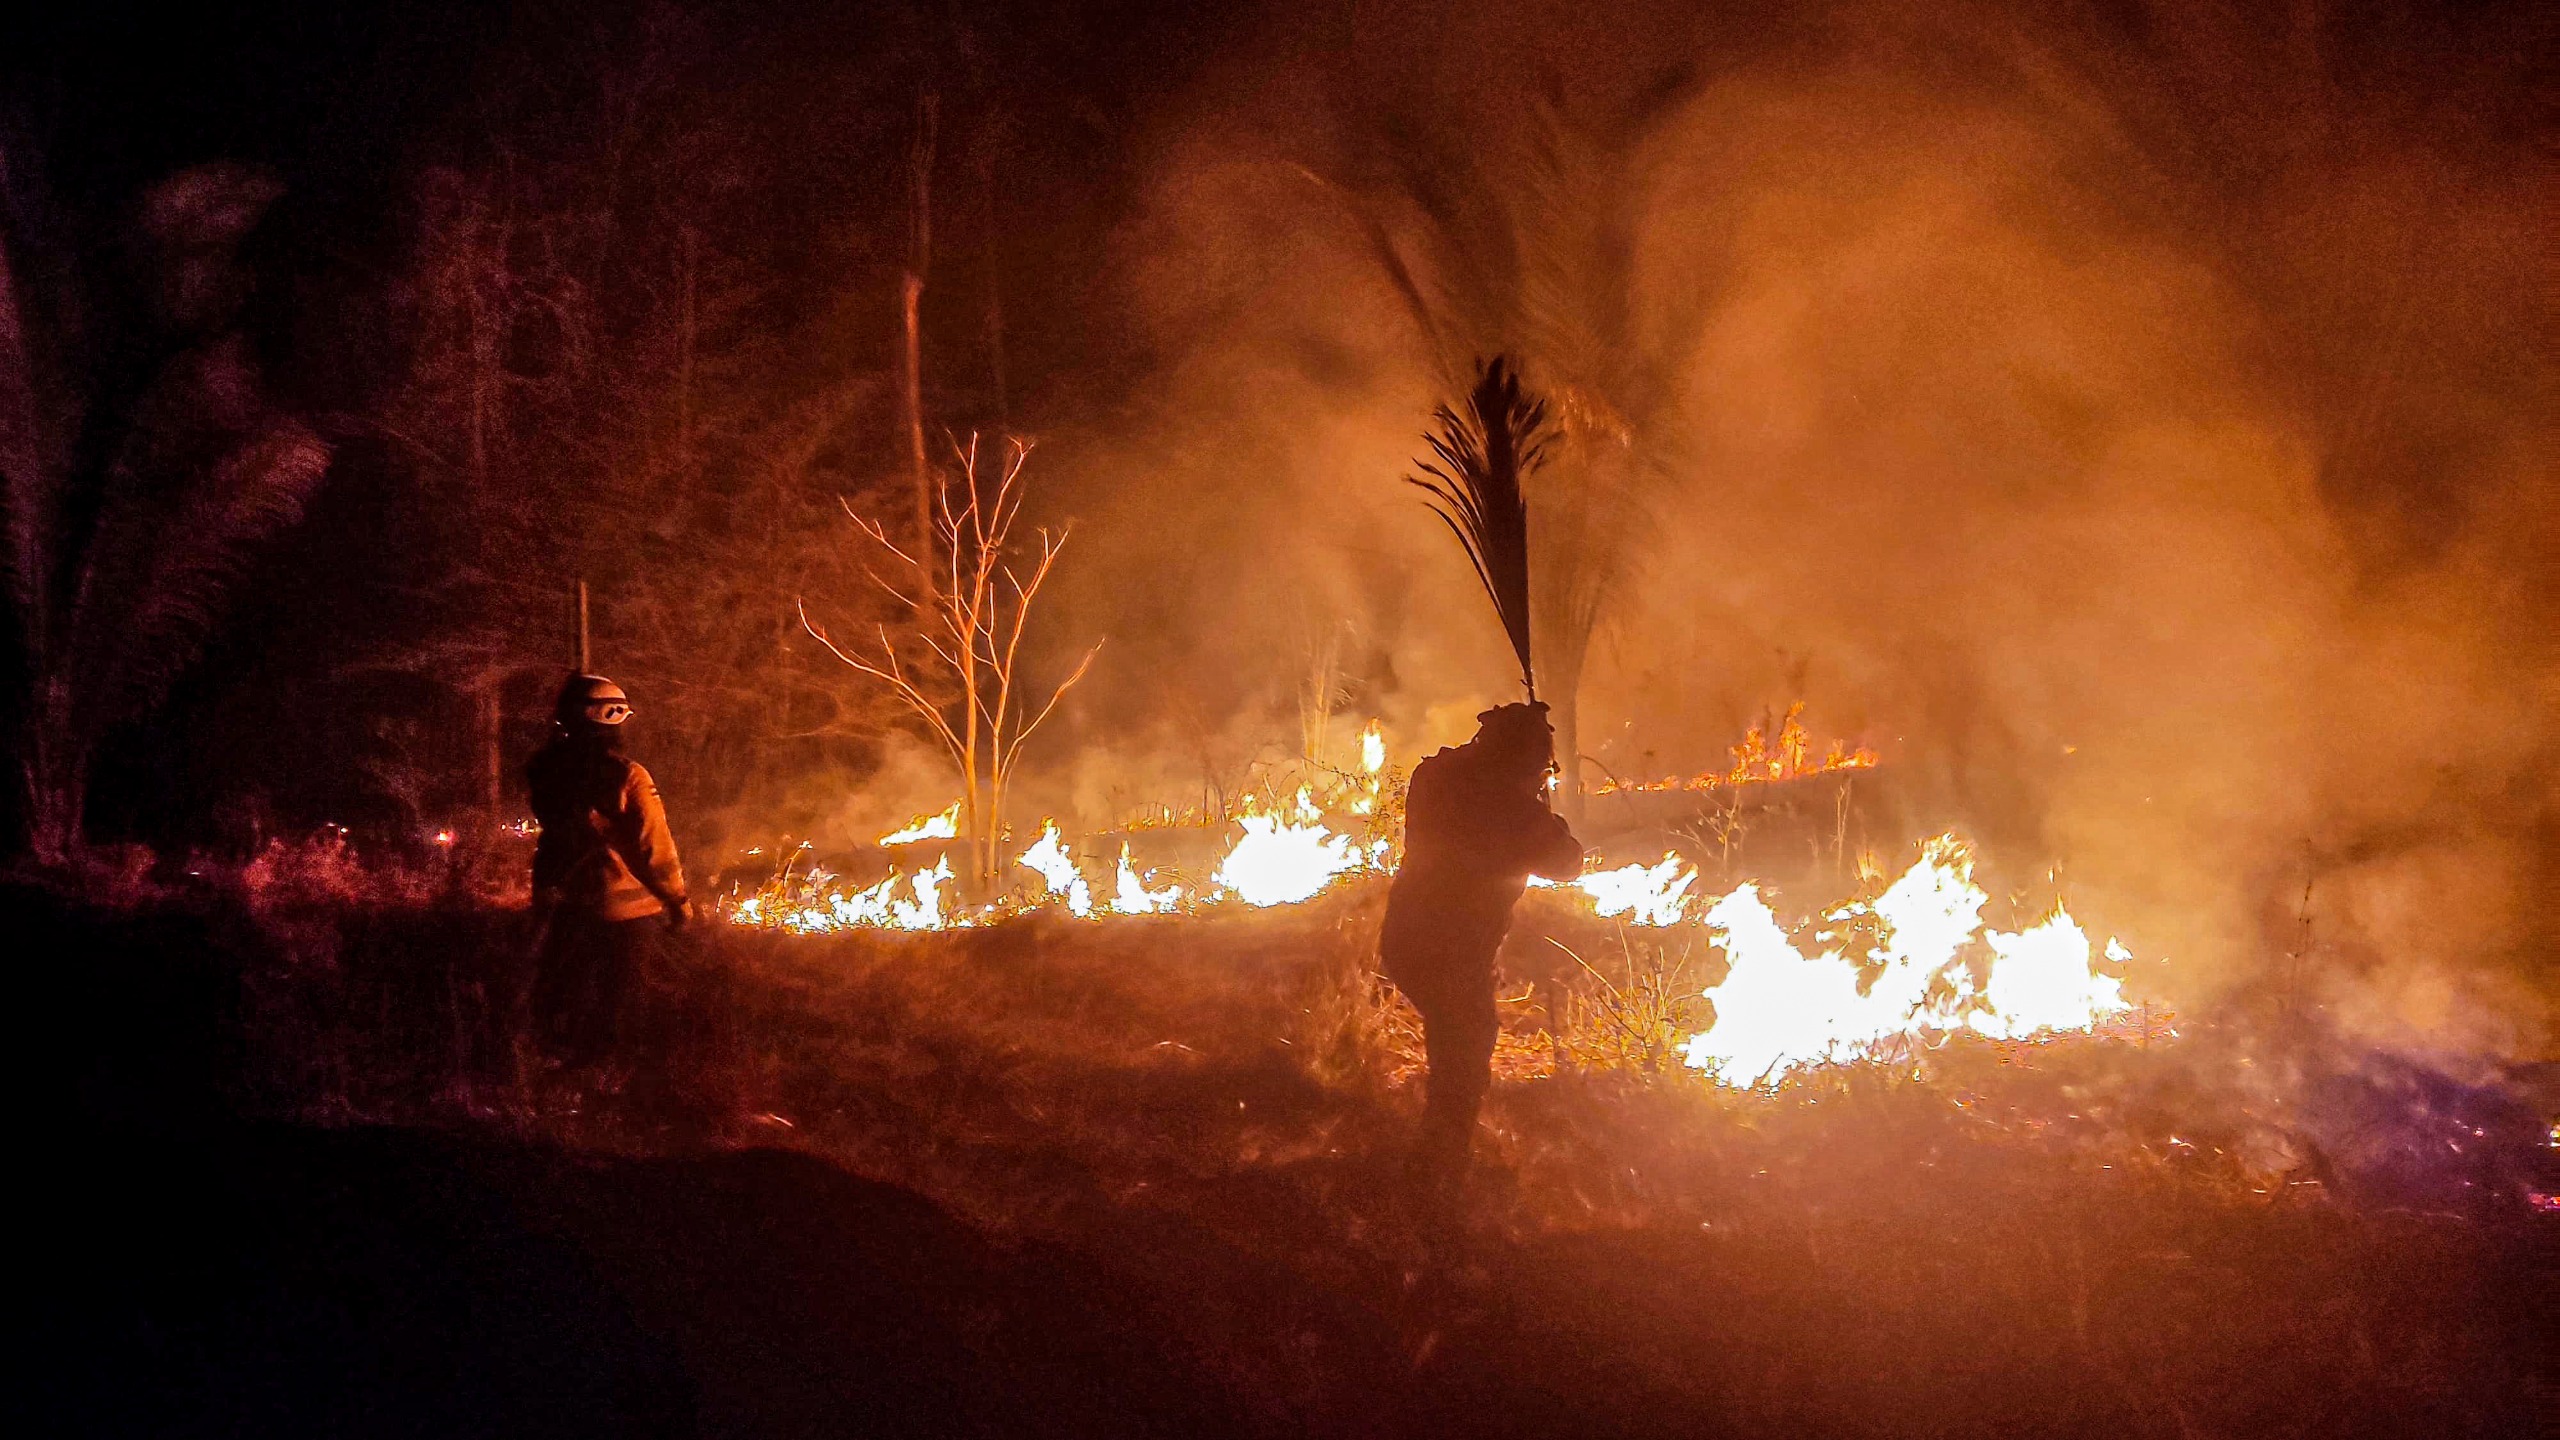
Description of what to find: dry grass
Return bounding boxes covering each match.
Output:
[29,868,2557,1438]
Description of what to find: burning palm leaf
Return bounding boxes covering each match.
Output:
[1409,356,1550,699]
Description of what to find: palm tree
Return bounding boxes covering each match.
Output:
[0,157,328,860]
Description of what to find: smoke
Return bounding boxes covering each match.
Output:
[1017,0,2550,1051]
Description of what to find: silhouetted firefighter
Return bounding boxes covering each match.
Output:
[1382,701,1583,1190]
[1389,357,1583,1195]
[526,673,691,1084]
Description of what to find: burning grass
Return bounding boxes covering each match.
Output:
[725,815,2157,1104]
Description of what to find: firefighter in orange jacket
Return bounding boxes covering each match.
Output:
[1380,701,1584,1192]
[526,673,691,1076]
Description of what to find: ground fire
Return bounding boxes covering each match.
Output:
[722,714,2141,1091]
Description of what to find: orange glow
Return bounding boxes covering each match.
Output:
[1594,702,1876,795]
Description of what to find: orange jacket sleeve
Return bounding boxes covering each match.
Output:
[612,762,689,910]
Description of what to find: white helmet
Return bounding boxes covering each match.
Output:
[554,673,633,727]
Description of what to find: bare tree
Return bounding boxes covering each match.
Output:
[0,157,329,860]
[801,436,1098,892]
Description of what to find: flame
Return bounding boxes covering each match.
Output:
[723,826,2142,1086]
[1018,821,1093,918]
[1680,883,1883,1086]
[1109,844,1184,915]
[1212,789,1363,907]
[1681,838,2129,1086]
[1595,701,1877,795]
[1572,853,1697,926]
[734,854,951,934]
[1968,910,2129,1039]
[878,802,961,846]
[730,734,2140,1091]
[1117,720,1396,833]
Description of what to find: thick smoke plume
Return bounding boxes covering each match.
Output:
[1024,0,2550,1055]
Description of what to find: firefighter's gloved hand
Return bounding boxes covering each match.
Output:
[665,897,695,932]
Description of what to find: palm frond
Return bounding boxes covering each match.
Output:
[0,184,64,639]
[1407,355,1549,699]
[65,414,328,736]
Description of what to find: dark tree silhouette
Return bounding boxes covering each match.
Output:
[371,14,897,841]
[0,156,328,860]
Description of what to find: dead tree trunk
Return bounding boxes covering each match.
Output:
[901,92,939,618]
[479,687,504,826]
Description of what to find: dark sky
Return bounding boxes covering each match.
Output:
[11,2,475,213]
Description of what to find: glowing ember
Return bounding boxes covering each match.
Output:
[878,802,961,846]
[1018,821,1093,917]
[1109,844,1184,915]
[1212,789,1363,907]
[1681,838,2130,1086]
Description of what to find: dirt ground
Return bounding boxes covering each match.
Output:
[20,879,2558,1438]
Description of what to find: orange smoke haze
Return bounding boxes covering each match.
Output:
[877,1,2553,1058]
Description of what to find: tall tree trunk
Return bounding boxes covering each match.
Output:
[961,569,988,894]
[901,272,930,577]
[902,92,938,617]
[23,676,85,862]
[479,687,504,827]
[675,224,698,482]
[975,138,1008,428]
[24,774,83,864]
